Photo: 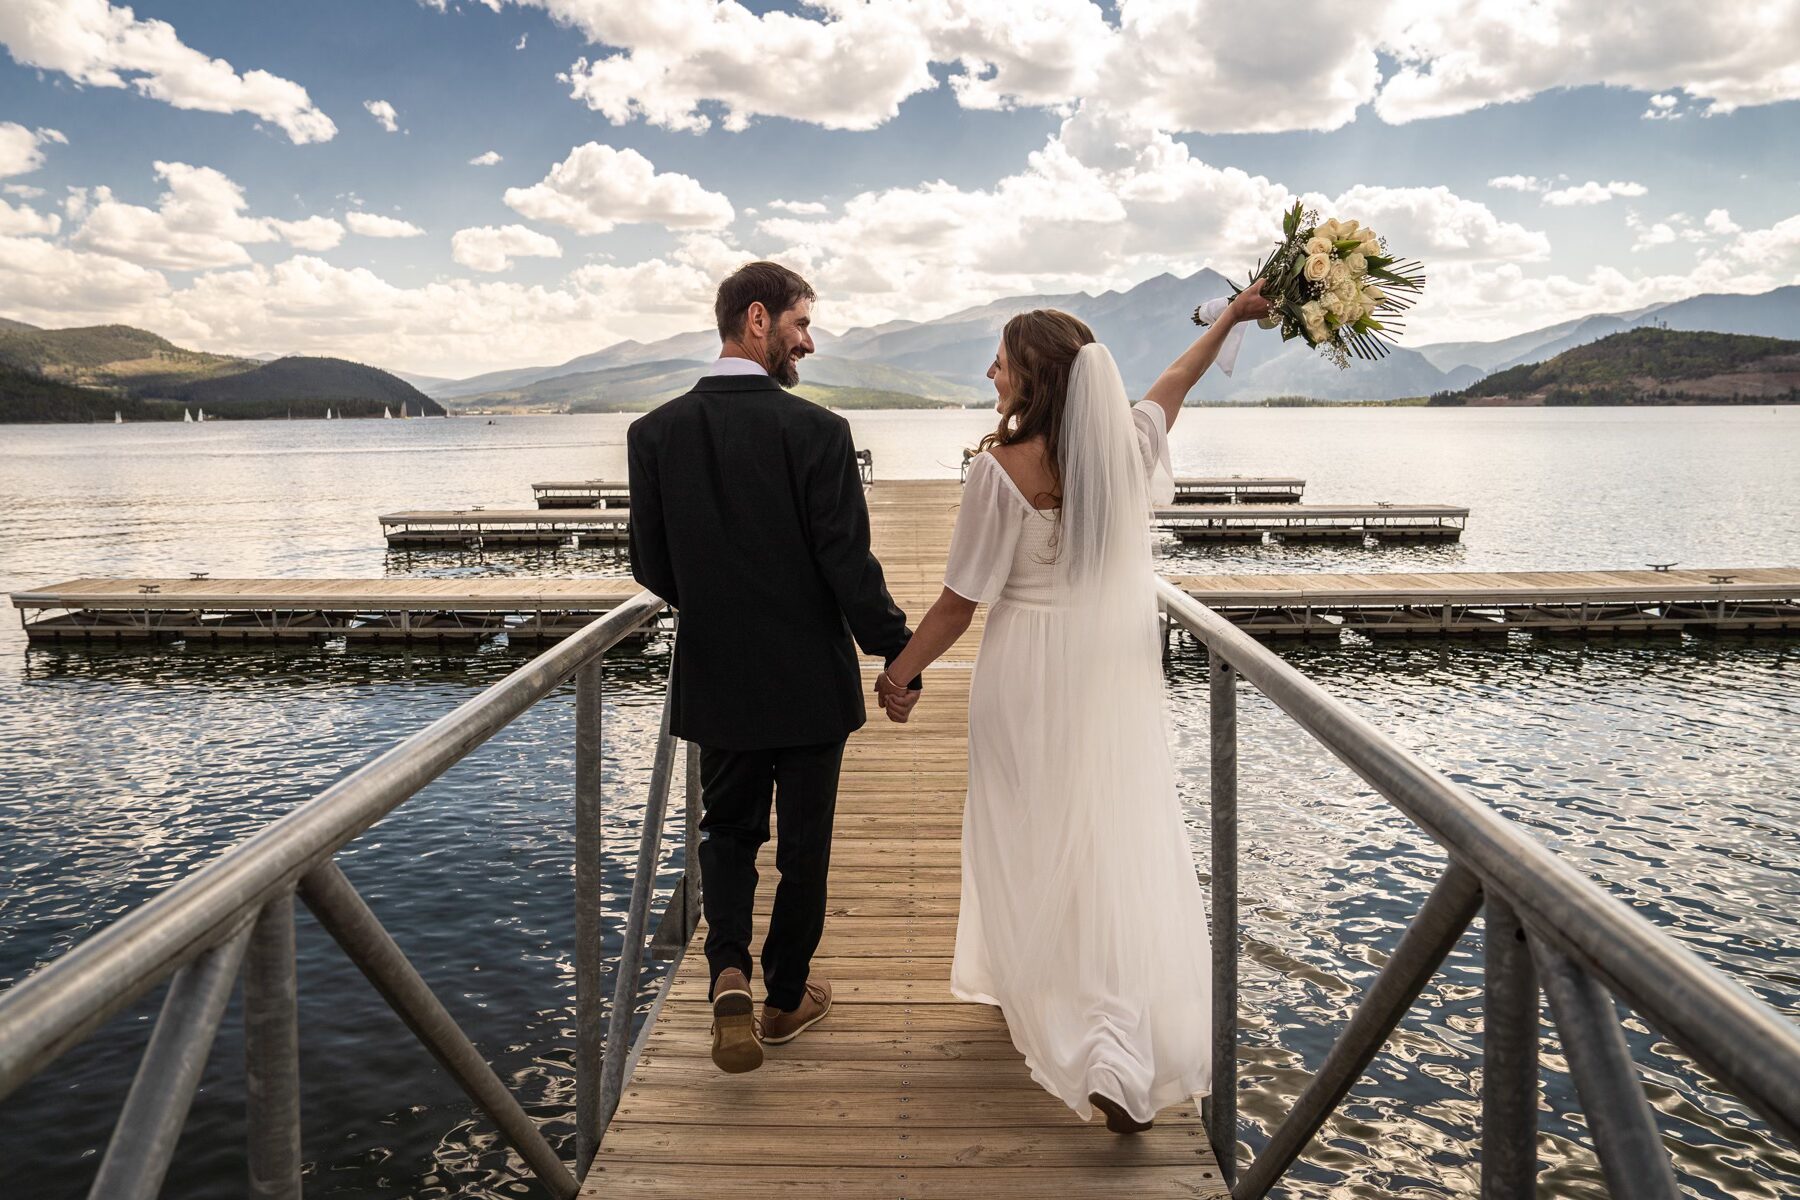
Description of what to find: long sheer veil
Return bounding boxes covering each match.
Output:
[999,342,1202,1113]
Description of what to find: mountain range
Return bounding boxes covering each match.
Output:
[0,322,442,422]
[422,274,1800,408]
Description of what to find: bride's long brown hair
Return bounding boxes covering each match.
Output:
[979,309,1095,506]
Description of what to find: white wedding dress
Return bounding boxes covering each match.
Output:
[943,344,1213,1124]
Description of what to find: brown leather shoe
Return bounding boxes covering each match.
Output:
[760,978,832,1045]
[710,968,762,1074]
[1088,1091,1154,1134]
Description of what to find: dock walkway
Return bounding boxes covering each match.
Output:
[585,479,1226,1199]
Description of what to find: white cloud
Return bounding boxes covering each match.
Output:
[363,99,400,133]
[69,161,343,269]
[468,150,504,166]
[268,216,345,251]
[0,122,64,177]
[1376,1,1800,124]
[460,1,1800,138]
[4,183,46,199]
[1314,184,1551,261]
[1488,175,1547,193]
[766,199,828,215]
[1704,208,1741,235]
[1542,180,1648,206]
[1631,222,1678,252]
[0,197,61,236]
[503,142,734,234]
[0,232,734,376]
[1644,91,1683,120]
[550,1,937,133]
[450,223,563,272]
[346,211,426,238]
[0,0,336,143]
[516,33,528,49]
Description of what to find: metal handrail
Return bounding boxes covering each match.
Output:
[0,589,688,1199]
[1157,578,1800,1196]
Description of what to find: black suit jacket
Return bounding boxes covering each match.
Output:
[627,373,913,750]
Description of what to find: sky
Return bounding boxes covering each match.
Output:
[0,0,1797,379]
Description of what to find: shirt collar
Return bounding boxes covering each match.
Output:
[707,355,768,378]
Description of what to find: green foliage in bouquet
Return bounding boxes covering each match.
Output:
[1194,201,1427,369]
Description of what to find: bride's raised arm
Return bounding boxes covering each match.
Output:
[1141,279,1272,431]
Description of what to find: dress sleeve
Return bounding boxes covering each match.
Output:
[944,454,1025,604]
[1132,399,1176,506]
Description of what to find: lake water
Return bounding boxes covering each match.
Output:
[0,407,1796,1198]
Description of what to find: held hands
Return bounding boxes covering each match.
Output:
[1227,278,1274,324]
[874,671,921,724]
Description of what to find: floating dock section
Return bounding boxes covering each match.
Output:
[1157,503,1469,542]
[15,565,1798,647]
[531,480,630,509]
[9,578,643,644]
[1170,568,1800,638]
[380,510,630,547]
[1172,476,1306,503]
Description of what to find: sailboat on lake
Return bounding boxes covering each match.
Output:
[383,406,392,419]
[183,408,192,423]
[196,407,207,423]
[113,412,122,424]
[326,407,334,420]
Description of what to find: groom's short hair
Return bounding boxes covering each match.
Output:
[716,261,815,340]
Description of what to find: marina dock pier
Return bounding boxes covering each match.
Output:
[532,480,630,509]
[1157,502,1470,542]
[1173,476,1306,503]
[379,509,630,547]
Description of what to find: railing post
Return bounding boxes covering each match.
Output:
[596,678,678,1137]
[1535,943,1680,1200]
[574,657,603,1178]
[685,739,703,923]
[1207,649,1239,1187]
[245,892,303,1200]
[1481,894,1537,1199]
[87,925,252,1200]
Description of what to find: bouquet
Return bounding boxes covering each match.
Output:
[1196,201,1426,368]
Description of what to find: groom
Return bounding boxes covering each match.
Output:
[627,261,920,1074]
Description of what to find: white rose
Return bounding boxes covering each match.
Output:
[1328,260,1351,288]
[1363,284,1386,305]
[1317,218,1341,240]
[1305,235,1333,256]
[1358,227,1380,250]
[1300,300,1329,342]
[1322,292,1347,322]
[1345,251,1368,276]
[1333,275,1358,302]
[1303,252,1331,282]
[1339,219,1360,237]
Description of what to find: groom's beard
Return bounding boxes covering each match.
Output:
[766,345,801,387]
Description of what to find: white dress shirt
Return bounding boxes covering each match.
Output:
[706,355,768,378]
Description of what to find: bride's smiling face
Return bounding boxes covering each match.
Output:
[987,339,1015,413]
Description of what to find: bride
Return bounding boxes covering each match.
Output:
[875,281,1271,1132]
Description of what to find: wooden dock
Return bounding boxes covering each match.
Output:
[1156,503,1469,542]
[7,578,643,643]
[586,478,1228,1198]
[1172,476,1305,504]
[379,509,630,547]
[1171,567,1800,637]
[533,480,631,509]
[14,518,1798,648]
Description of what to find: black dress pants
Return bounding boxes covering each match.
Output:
[697,739,845,1012]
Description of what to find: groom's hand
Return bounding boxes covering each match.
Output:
[881,687,920,724]
[874,670,920,724]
